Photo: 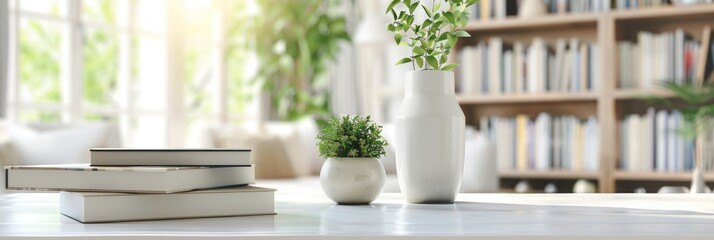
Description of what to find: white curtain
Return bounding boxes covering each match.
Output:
[329,1,361,117]
[0,0,7,118]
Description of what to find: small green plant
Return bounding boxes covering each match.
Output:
[644,82,714,140]
[386,0,479,71]
[316,115,388,158]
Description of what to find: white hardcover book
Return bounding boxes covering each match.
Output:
[489,37,503,95]
[554,39,566,91]
[591,43,599,91]
[633,45,640,88]
[626,115,640,172]
[461,47,474,94]
[90,148,251,166]
[570,38,581,92]
[667,110,679,172]
[640,110,652,172]
[504,51,513,94]
[5,164,255,193]
[514,42,525,93]
[60,186,275,223]
[481,42,490,93]
[639,32,652,88]
[553,117,562,170]
[585,117,599,171]
[672,110,686,171]
[535,113,552,171]
[655,110,668,172]
[459,46,472,94]
[675,28,685,84]
[620,117,628,171]
[473,45,483,94]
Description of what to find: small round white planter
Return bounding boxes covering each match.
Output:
[320,157,386,205]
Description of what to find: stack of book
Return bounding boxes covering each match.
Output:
[618,27,714,88]
[620,109,697,172]
[458,38,599,95]
[480,113,599,172]
[4,149,275,223]
[471,0,611,21]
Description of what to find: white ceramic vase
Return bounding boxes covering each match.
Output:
[396,70,465,203]
[320,157,386,205]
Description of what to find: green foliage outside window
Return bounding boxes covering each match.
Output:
[19,19,62,122]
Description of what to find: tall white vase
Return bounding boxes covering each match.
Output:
[396,70,465,203]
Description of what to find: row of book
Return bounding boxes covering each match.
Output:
[616,0,713,10]
[620,109,695,172]
[470,0,612,21]
[480,113,599,172]
[4,149,272,223]
[618,27,714,89]
[458,38,599,95]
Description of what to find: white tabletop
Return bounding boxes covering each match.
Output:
[2,180,714,239]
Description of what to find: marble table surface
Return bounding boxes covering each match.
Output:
[2,178,714,239]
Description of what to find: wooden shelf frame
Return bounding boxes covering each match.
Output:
[500,170,600,180]
[458,92,599,104]
[455,4,714,193]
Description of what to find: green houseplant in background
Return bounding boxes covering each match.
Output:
[316,115,388,205]
[645,82,714,193]
[235,0,351,123]
[385,0,478,203]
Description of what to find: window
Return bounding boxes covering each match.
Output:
[7,0,252,147]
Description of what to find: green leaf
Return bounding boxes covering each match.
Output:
[413,46,425,55]
[415,57,424,69]
[396,57,413,65]
[386,0,400,14]
[426,56,439,69]
[444,12,455,23]
[394,33,403,45]
[421,5,433,18]
[409,2,419,13]
[447,32,457,48]
[441,63,458,71]
[454,30,471,37]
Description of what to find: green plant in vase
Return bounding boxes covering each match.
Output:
[316,115,388,205]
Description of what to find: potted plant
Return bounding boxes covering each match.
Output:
[645,82,714,193]
[316,115,388,204]
[386,0,478,203]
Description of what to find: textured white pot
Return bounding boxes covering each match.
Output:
[320,157,386,205]
[396,70,465,203]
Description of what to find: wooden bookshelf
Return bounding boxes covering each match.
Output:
[500,170,600,180]
[458,92,598,104]
[456,4,714,193]
[613,171,714,182]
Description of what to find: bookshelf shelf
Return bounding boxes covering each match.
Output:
[458,93,599,104]
[612,4,714,22]
[499,170,600,180]
[613,171,714,182]
[452,3,714,193]
[613,89,675,100]
[464,14,599,33]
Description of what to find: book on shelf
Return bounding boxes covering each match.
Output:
[616,0,714,10]
[471,0,610,21]
[90,148,252,166]
[60,186,275,223]
[458,37,598,95]
[619,108,696,172]
[481,113,599,172]
[4,164,255,193]
[619,27,714,89]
